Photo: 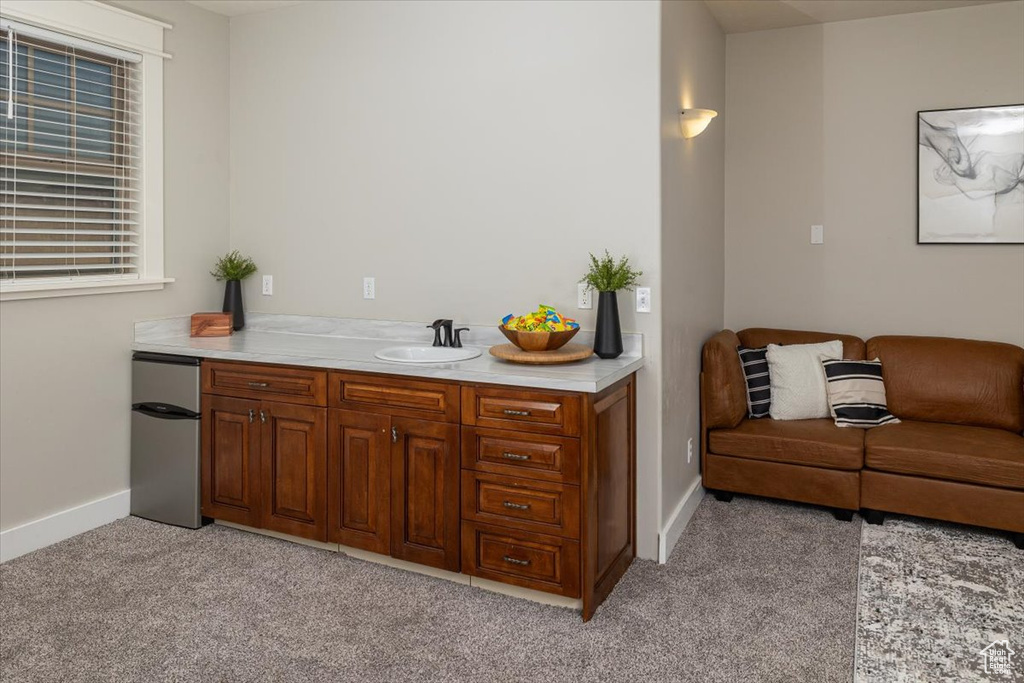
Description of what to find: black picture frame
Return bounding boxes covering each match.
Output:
[917,103,1024,244]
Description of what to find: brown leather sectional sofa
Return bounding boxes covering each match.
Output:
[700,328,1024,548]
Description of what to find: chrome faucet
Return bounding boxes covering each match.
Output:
[428,319,470,348]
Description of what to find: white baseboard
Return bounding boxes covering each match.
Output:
[0,489,131,563]
[658,477,705,564]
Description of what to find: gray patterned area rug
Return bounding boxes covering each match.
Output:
[856,515,1024,682]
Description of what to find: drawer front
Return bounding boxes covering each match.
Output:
[462,471,580,538]
[461,427,580,483]
[203,362,327,406]
[461,386,581,436]
[330,372,460,423]
[461,522,580,598]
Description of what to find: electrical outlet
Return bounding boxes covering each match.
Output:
[261,275,273,296]
[363,277,375,300]
[636,287,652,313]
[577,283,592,310]
[811,224,824,244]
[687,437,693,464]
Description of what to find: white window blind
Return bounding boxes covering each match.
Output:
[0,22,142,283]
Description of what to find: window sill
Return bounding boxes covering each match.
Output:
[0,278,175,302]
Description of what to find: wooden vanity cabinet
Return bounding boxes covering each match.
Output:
[460,375,636,620]
[202,362,328,541]
[326,408,460,572]
[260,402,327,541]
[389,417,460,571]
[328,372,461,572]
[201,360,636,621]
[202,394,262,528]
[328,410,391,554]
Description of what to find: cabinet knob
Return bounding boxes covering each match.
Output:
[502,452,530,461]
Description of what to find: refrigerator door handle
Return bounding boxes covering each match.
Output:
[132,402,200,420]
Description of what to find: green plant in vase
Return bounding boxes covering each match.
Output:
[580,251,643,359]
[211,250,258,331]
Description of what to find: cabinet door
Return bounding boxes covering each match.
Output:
[390,417,460,571]
[327,410,391,553]
[202,395,261,526]
[260,402,327,541]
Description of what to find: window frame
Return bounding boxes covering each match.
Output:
[0,0,170,301]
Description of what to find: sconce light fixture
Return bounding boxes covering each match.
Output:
[679,108,718,139]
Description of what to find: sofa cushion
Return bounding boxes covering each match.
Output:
[709,418,864,470]
[865,420,1024,490]
[821,358,900,428]
[739,328,866,361]
[766,341,843,421]
[866,336,1024,433]
[737,345,771,418]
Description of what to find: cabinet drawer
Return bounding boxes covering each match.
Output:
[461,522,580,598]
[461,427,580,484]
[461,386,581,436]
[203,362,327,406]
[330,372,460,423]
[461,471,580,538]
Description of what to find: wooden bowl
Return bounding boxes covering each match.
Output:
[499,325,579,352]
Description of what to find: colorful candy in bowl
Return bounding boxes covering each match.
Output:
[500,305,580,352]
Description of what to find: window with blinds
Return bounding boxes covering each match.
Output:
[0,25,141,283]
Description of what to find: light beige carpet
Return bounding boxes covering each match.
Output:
[1,496,860,682]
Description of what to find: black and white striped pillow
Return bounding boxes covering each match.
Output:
[821,359,900,428]
[737,345,771,418]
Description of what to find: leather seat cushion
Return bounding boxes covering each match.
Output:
[865,420,1024,490]
[709,418,864,470]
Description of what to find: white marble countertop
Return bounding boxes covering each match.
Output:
[132,313,645,393]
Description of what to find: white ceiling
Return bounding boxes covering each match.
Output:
[704,0,1013,34]
[187,1,304,17]
[187,0,1013,26]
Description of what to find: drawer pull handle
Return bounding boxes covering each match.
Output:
[503,555,530,567]
[248,381,270,388]
[502,452,530,461]
[503,409,531,417]
[503,501,531,511]
[248,408,255,423]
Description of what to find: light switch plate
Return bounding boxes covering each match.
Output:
[363,277,375,300]
[577,283,593,309]
[811,224,824,244]
[636,287,651,313]
[262,275,273,296]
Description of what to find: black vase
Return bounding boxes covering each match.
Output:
[223,279,245,331]
[594,291,623,359]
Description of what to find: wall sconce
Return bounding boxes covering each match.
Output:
[679,109,718,139]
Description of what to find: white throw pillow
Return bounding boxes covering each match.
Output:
[766,341,844,420]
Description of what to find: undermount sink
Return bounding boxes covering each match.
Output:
[374,345,482,364]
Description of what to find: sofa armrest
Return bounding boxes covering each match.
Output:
[702,330,747,430]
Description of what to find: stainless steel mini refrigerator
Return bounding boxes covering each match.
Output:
[130,352,203,528]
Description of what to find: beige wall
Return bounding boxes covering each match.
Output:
[725,2,1024,345]
[0,1,229,531]
[659,2,725,533]
[228,0,664,557]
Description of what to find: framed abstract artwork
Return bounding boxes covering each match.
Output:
[917,104,1024,244]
